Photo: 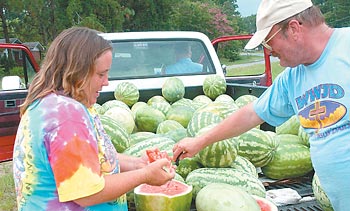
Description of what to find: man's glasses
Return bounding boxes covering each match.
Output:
[261,28,282,51]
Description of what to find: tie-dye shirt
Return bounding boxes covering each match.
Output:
[13,93,127,211]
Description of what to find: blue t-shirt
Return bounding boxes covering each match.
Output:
[254,27,350,211]
[165,58,203,74]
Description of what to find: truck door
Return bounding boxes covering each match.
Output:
[0,43,39,162]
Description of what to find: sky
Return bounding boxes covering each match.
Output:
[236,0,261,17]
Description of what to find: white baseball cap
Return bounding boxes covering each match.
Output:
[245,0,313,49]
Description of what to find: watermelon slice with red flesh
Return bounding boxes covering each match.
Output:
[145,148,175,173]
[135,148,193,211]
[134,179,192,211]
[253,195,278,211]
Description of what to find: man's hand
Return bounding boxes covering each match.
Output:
[172,137,203,162]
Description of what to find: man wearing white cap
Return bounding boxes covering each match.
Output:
[173,0,350,210]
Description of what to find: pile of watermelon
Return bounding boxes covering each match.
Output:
[95,75,317,210]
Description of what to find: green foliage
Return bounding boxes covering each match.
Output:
[314,0,350,27]
[217,41,243,62]
[0,55,16,74]
[1,0,240,46]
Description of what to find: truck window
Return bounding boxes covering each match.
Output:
[108,39,215,79]
[0,47,36,90]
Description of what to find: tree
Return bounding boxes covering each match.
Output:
[312,0,350,27]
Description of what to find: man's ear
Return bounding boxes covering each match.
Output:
[288,20,302,41]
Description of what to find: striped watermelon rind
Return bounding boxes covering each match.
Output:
[196,124,238,168]
[196,183,261,211]
[162,77,185,103]
[237,128,278,167]
[261,142,313,180]
[100,115,130,152]
[275,115,300,135]
[114,82,140,107]
[312,173,334,211]
[156,119,184,134]
[202,75,227,100]
[187,111,223,137]
[123,136,175,157]
[104,106,135,134]
[135,106,166,133]
[235,94,258,108]
[176,157,202,180]
[166,105,195,128]
[185,167,266,198]
[134,180,192,211]
[230,155,258,178]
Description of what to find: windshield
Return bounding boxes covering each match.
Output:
[109,39,215,79]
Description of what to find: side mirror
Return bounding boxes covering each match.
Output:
[1,76,24,90]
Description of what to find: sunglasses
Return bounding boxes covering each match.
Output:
[261,28,282,51]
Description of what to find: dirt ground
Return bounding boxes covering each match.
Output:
[0,161,12,176]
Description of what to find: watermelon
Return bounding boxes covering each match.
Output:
[214,94,235,104]
[186,111,223,137]
[312,173,334,211]
[150,101,171,116]
[93,103,105,115]
[203,75,227,100]
[134,180,192,211]
[235,94,258,108]
[156,119,184,134]
[195,101,239,118]
[147,95,168,105]
[237,128,278,167]
[171,98,193,108]
[298,126,310,147]
[252,195,278,211]
[273,134,306,146]
[129,132,159,147]
[276,115,300,135]
[163,128,188,143]
[230,155,258,178]
[162,77,185,103]
[186,167,266,198]
[166,105,195,128]
[114,81,139,107]
[101,99,130,113]
[131,101,148,117]
[100,115,130,152]
[192,95,212,105]
[176,157,202,180]
[135,106,166,133]
[196,124,238,168]
[123,136,175,157]
[104,106,135,134]
[196,183,261,211]
[261,142,313,179]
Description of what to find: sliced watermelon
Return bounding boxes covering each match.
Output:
[134,180,192,211]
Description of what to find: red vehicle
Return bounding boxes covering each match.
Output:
[0,43,40,162]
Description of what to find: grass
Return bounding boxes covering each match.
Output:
[227,61,284,81]
[0,161,16,211]
[223,53,285,81]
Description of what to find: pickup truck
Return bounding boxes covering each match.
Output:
[0,43,40,162]
[0,31,322,210]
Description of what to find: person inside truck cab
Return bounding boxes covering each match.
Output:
[12,26,174,211]
[165,43,203,74]
[173,0,350,210]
